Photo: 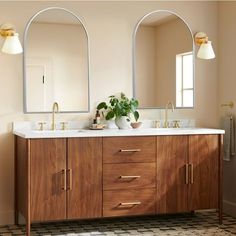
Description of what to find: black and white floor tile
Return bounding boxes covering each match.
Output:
[0,211,236,235]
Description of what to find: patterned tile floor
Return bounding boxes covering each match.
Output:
[0,211,236,236]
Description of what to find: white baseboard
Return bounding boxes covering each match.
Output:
[223,200,236,218]
[0,210,14,225]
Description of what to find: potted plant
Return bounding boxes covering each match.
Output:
[97,92,140,129]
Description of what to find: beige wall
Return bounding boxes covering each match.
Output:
[219,2,236,218]
[0,1,218,225]
[155,18,192,106]
[136,26,156,107]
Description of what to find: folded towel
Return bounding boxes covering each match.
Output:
[222,116,235,161]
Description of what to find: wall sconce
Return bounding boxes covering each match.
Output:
[0,23,23,54]
[195,32,215,60]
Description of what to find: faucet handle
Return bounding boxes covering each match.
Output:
[38,122,46,131]
[173,120,180,128]
[155,120,161,128]
[60,122,68,130]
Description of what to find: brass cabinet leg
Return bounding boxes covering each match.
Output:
[26,221,31,236]
[26,139,31,235]
[14,135,18,225]
[219,134,223,225]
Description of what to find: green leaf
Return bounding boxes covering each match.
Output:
[105,110,115,120]
[131,99,138,108]
[134,111,139,122]
[120,92,125,99]
[110,98,115,106]
[130,104,135,113]
[97,102,107,110]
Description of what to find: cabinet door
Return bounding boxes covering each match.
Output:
[67,138,102,219]
[188,135,219,210]
[156,136,188,214]
[30,138,67,221]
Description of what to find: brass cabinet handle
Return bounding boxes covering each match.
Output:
[119,149,141,152]
[185,164,189,184]
[120,175,141,179]
[119,201,141,206]
[190,164,194,184]
[62,169,67,191]
[67,169,72,190]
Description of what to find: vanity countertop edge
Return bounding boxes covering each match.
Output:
[13,128,225,139]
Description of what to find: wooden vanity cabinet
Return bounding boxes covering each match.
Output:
[102,136,156,217]
[15,133,223,236]
[15,136,102,235]
[156,134,222,219]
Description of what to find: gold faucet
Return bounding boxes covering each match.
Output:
[52,102,59,130]
[163,101,175,128]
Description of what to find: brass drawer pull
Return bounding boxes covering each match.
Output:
[67,169,72,190]
[119,149,141,152]
[119,201,141,206]
[190,164,194,184]
[120,175,141,179]
[185,164,189,184]
[62,169,67,191]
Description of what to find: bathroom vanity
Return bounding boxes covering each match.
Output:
[14,127,224,235]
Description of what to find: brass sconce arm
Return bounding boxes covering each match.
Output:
[0,23,16,37]
[195,32,208,45]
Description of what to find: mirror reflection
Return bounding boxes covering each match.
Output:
[133,11,194,108]
[24,8,89,113]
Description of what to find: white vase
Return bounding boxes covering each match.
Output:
[115,116,131,129]
[105,120,117,129]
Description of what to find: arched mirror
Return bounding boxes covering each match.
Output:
[133,10,194,109]
[23,7,90,113]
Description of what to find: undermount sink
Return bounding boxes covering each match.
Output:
[139,127,215,134]
[30,129,84,134]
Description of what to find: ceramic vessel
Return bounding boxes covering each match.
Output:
[115,116,131,129]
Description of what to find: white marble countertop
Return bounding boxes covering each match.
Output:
[13,127,225,139]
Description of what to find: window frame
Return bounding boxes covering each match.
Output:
[176,51,194,108]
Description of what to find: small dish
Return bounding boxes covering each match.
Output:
[89,126,104,130]
[131,122,142,129]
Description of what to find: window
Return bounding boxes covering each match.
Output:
[176,52,194,108]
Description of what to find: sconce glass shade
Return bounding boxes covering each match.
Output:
[1,33,23,54]
[197,41,215,59]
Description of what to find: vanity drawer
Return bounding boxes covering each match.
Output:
[103,163,156,190]
[103,136,156,163]
[103,189,156,217]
